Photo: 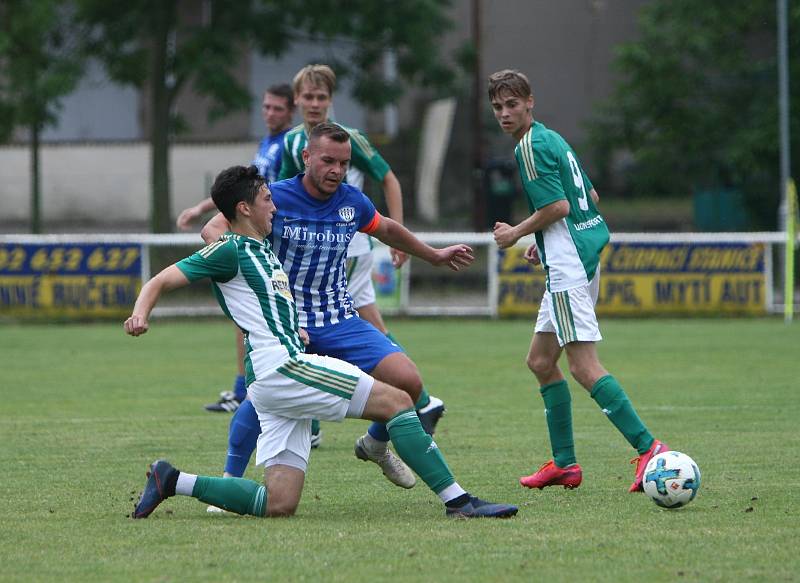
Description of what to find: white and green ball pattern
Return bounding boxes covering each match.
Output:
[643,451,701,509]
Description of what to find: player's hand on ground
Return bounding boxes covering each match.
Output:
[299,328,309,346]
[434,245,474,271]
[176,206,202,231]
[390,248,409,268]
[124,315,149,336]
[523,243,541,265]
[493,222,519,249]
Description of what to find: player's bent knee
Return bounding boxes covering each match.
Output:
[266,500,298,517]
[372,353,423,401]
[527,353,556,377]
[388,387,414,412]
[264,464,305,517]
[361,381,415,422]
[398,373,423,401]
[265,483,302,517]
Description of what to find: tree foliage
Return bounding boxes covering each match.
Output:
[74,0,459,232]
[588,0,800,228]
[291,0,460,107]
[0,0,85,232]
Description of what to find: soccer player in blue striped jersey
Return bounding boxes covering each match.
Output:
[127,165,516,520]
[279,64,445,445]
[488,69,668,492]
[176,83,296,414]
[202,123,467,490]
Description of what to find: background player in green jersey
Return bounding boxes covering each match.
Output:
[487,69,668,493]
[127,165,517,520]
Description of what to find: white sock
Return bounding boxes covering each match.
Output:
[175,472,197,496]
[361,433,388,453]
[438,482,467,504]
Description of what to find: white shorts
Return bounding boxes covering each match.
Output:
[346,249,376,309]
[248,353,374,471]
[535,270,603,347]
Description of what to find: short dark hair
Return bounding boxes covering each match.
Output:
[211,165,265,221]
[487,69,532,101]
[308,122,350,147]
[265,83,294,110]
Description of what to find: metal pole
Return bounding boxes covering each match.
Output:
[777,0,792,318]
[472,0,486,231]
[778,0,790,228]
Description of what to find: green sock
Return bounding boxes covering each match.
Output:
[192,476,267,517]
[386,331,431,410]
[386,408,454,494]
[590,375,654,454]
[540,380,576,468]
[414,388,431,410]
[311,419,320,435]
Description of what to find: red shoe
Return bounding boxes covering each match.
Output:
[628,439,670,492]
[520,460,582,490]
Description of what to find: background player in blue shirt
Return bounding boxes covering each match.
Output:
[177,83,295,412]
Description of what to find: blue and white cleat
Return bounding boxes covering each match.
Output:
[445,496,518,519]
[132,460,177,519]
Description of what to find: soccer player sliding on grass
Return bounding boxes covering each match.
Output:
[125,164,517,519]
[488,69,668,492]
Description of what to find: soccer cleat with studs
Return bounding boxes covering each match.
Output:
[354,436,416,489]
[629,439,669,492]
[416,396,446,436]
[519,460,583,490]
[132,460,177,519]
[204,390,243,413]
[446,496,518,519]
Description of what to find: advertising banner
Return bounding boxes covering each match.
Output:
[0,243,142,318]
[498,242,767,317]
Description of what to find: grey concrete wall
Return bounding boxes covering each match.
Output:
[480,0,645,150]
[0,143,253,230]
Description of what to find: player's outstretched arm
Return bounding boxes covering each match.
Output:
[124,265,190,336]
[176,197,217,231]
[371,216,474,271]
[200,212,232,245]
[493,199,570,249]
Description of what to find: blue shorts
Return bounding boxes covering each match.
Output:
[305,316,403,373]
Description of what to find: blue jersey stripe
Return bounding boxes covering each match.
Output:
[268,176,377,328]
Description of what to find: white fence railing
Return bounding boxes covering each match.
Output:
[1,231,797,317]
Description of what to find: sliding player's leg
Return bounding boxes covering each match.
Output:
[361,377,517,518]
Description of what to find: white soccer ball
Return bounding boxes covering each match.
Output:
[642,451,701,509]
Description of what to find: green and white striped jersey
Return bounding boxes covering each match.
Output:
[515,121,610,292]
[176,233,305,385]
[278,121,391,183]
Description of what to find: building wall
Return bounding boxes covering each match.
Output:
[0,143,253,230]
[480,0,645,151]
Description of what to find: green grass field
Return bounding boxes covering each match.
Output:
[1,318,798,582]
